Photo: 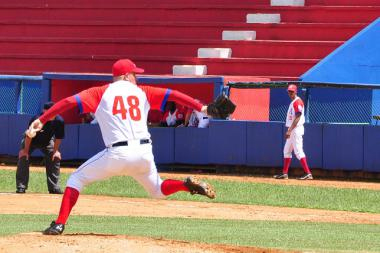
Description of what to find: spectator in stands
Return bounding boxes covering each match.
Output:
[16,101,65,194]
[160,101,187,127]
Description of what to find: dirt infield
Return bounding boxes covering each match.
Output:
[0,233,290,253]
[1,193,379,224]
[0,166,379,252]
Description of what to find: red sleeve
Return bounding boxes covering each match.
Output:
[75,84,109,114]
[39,84,108,124]
[140,86,169,111]
[293,99,304,114]
[168,90,203,112]
[141,86,203,112]
[39,96,77,124]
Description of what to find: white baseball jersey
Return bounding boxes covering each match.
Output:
[284,96,306,160]
[285,96,305,128]
[73,80,170,147]
[188,110,209,128]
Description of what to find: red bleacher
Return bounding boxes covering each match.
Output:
[0,0,377,80]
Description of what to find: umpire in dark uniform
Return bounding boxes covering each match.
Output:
[16,101,65,194]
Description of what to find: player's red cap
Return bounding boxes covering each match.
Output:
[112,59,144,76]
[287,84,298,92]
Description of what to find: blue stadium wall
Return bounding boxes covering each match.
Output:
[1,73,380,172]
[2,115,380,172]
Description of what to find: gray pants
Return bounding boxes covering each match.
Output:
[16,139,61,192]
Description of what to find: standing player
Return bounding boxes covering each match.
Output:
[274,84,313,180]
[27,59,216,235]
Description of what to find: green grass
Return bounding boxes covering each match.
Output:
[0,214,379,253]
[1,170,379,213]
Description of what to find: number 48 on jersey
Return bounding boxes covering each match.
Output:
[112,96,141,121]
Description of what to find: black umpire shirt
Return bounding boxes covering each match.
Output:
[28,114,65,148]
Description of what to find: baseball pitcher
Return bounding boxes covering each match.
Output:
[27,59,224,235]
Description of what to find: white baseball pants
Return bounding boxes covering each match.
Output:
[283,126,305,160]
[66,141,165,199]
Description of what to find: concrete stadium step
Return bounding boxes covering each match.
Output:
[271,0,304,6]
[0,20,366,41]
[173,65,208,75]
[0,38,342,59]
[0,54,318,76]
[0,5,377,23]
[247,6,380,23]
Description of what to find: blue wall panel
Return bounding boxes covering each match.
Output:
[60,124,79,160]
[150,127,175,164]
[7,114,32,156]
[175,127,209,164]
[323,124,364,171]
[0,114,9,154]
[302,123,323,169]
[363,126,380,172]
[77,124,104,159]
[209,120,246,165]
[247,121,283,167]
[284,123,323,169]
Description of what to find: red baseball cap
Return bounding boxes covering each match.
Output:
[287,84,298,92]
[112,59,144,76]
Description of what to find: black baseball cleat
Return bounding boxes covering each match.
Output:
[16,188,26,194]
[49,189,63,194]
[184,176,216,199]
[273,174,288,179]
[298,174,313,180]
[43,221,65,235]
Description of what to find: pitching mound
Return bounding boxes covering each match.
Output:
[0,233,292,253]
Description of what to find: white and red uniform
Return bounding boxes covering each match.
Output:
[284,96,306,160]
[188,110,209,128]
[39,80,203,198]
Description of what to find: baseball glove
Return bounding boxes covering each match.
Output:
[207,94,236,119]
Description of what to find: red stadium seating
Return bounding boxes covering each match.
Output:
[0,0,377,80]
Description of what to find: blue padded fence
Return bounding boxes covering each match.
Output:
[323,124,364,171]
[59,125,79,160]
[7,114,32,156]
[208,120,247,165]
[247,121,283,167]
[150,127,175,164]
[175,127,209,164]
[302,124,323,169]
[2,115,380,172]
[363,126,380,172]
[0,114,9,154]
